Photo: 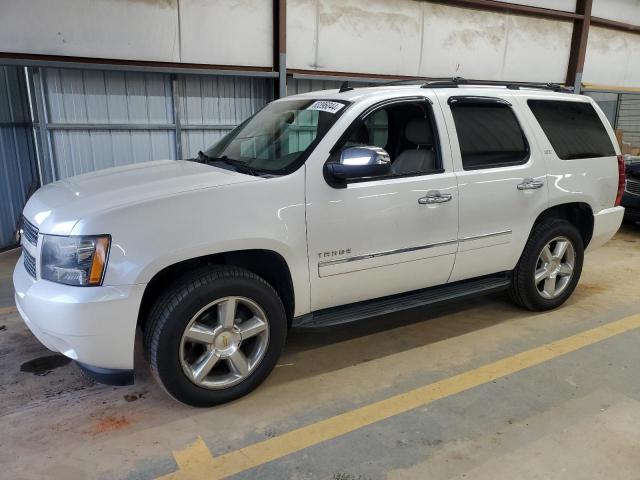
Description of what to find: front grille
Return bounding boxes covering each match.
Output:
[24,249,36,278]
[626,178,640,196]
[22,216,39,245]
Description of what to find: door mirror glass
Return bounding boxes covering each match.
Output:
[328,146,391,180]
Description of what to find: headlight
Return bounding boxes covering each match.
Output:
[41,235,111,286]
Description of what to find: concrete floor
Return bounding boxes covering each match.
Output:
[1,224,640,480]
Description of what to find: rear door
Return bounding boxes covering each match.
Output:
[436,91,549,282]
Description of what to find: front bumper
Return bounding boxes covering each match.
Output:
[587,206,625,251]
[13,254,145,371]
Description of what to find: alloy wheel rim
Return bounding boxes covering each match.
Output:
[534,236,575,300]
[179,296,269,389]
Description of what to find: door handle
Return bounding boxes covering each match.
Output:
[517,178,545,190]
[418,192,452,205]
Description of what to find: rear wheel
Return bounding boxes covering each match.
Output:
[509,219,584,311]
[144,266,287,407]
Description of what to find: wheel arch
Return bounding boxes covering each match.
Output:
[137,249,296,332]
[532,202,594,248]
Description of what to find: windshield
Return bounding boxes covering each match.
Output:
[203,99,349,174]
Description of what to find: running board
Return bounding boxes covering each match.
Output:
[292,273,511,329]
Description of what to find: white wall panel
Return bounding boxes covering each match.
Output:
[288,0,573,82]
[315,0,422,76]
[0,0,180,62]
[287,0,319,70]
[420,3,572,82]
[501,14,572,82]
[419,4,508,79]
[592,0,640,25]
[288,0,423,75]
[179,0,273,67]
[583,26,640,87]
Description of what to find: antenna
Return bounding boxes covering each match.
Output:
[339,81,354,93]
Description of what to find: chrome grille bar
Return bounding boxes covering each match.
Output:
[23,249,36,278]
[22,216,39,245]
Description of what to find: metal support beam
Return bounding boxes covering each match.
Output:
[29,67,55,183]
[0,53,278,78]
[171,75,183,160]
[273,0,286,98]
[566,0,593,93]
[427,0,582,21]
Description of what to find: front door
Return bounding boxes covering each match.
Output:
[305,95,459,311]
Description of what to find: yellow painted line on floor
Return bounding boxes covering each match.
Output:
[157,313,640,480]
[0,306,17,315]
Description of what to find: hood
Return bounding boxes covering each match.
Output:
[24,160,258,235]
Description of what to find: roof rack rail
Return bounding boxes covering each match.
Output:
[376,77,457,87]
[420,77,572,92]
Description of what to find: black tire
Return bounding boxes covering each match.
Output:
[144,265,287,407]
[509,218,584,311]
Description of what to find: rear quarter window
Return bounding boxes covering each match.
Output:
[527,100,616,160]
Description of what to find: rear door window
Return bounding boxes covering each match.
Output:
[450,98,529,170]
[527,100,616,160]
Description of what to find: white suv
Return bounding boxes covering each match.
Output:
[13,79,625,406]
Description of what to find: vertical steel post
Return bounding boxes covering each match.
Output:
[29,67,55,183]
[566,0,593,93]
[171,74,183,160]
[274,0,287,98]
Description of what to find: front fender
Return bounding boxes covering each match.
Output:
[72,168,311,315]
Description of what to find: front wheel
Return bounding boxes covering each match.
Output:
[509,219,584,311]
[144,266,287,407]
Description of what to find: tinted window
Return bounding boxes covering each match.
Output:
[337,100,441,178]
[450,102,528,170]
[344,110,389,149]
[528,100,616,160]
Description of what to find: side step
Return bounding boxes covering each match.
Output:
[292,273,511,329]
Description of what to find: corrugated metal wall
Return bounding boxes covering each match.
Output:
[586,92,619,128]
[43,68,176,179]
[39,67,273,180]
[179,75,272,159]
[617,94,640,147]
[0,66,38,249]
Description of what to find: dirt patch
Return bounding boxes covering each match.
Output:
[92,415,132,434]
[579,283,608,294]
[20,354,71,376]
[123,391,148,402]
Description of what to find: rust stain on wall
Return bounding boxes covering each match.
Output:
[426,4,506,48]
[319,2,420,37]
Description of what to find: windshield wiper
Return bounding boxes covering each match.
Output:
[194,151,260,176]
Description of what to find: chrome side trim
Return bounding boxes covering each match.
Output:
[318,239,458,267]
[461,230,512,242]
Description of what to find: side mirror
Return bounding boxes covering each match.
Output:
[327,146,391,181]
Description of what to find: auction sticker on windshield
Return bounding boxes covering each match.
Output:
[307,101,345,114]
